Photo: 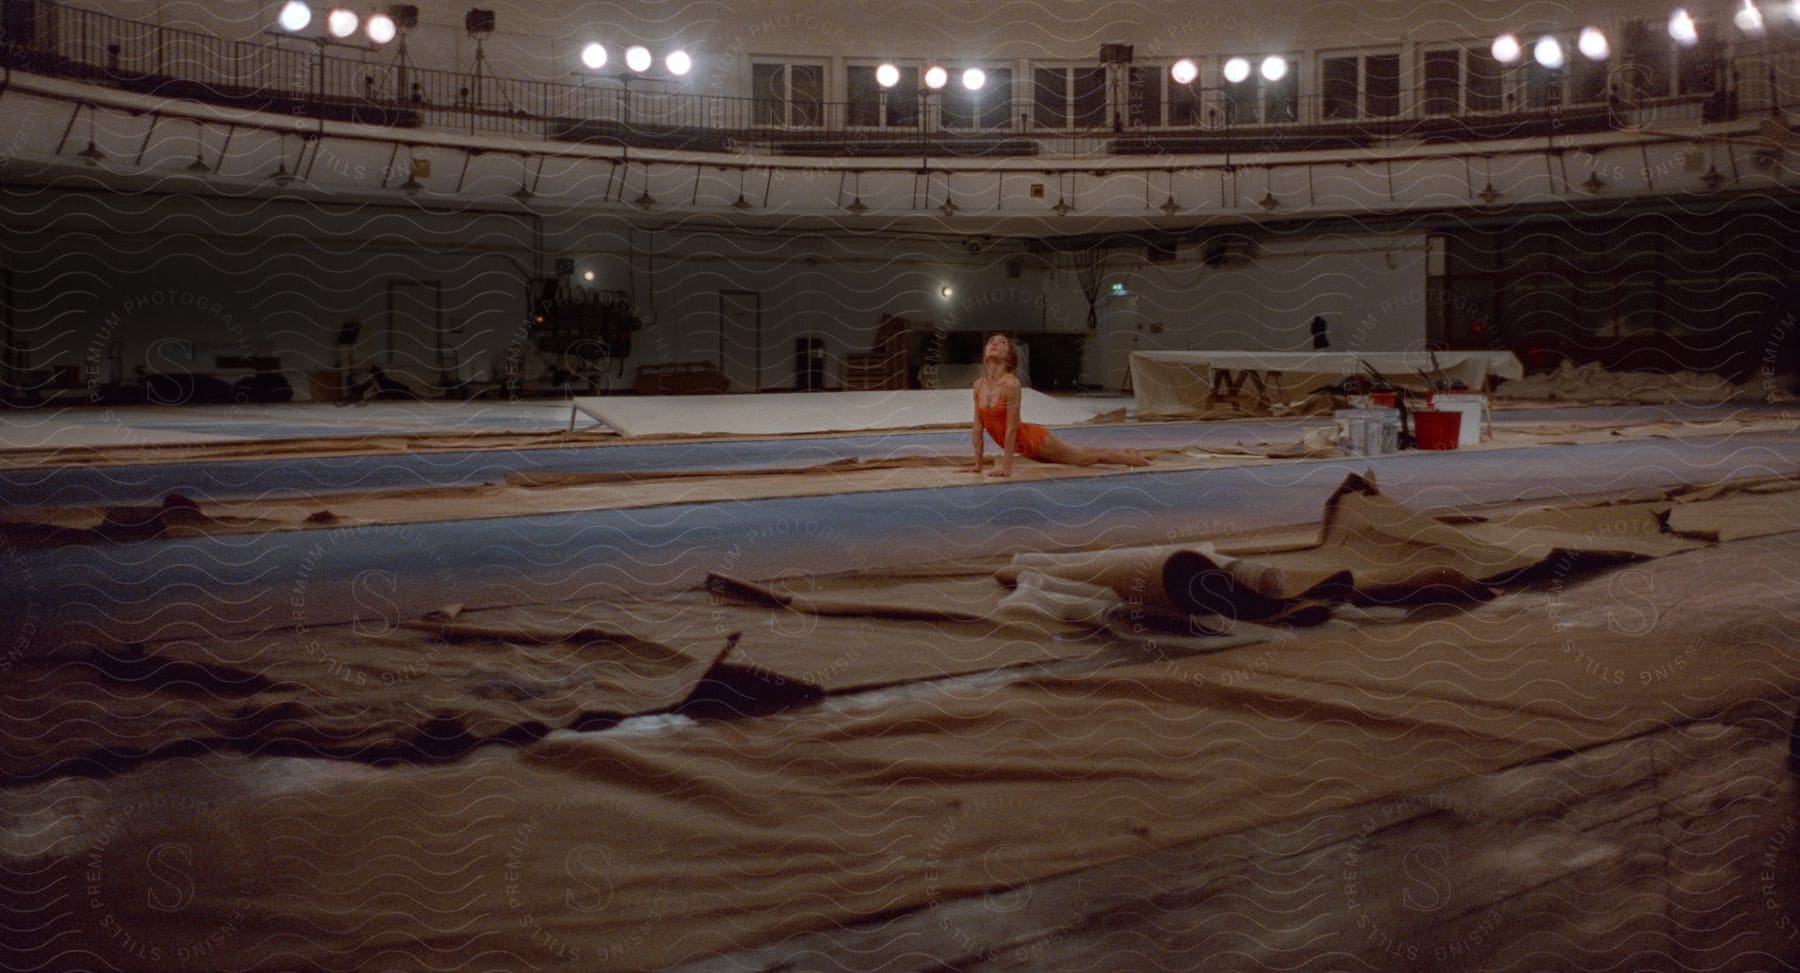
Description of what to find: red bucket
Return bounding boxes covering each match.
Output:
[1412,409,1461,450]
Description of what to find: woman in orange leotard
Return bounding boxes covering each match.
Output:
[965,333,1149,477]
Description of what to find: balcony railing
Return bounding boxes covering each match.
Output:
[2,1,1794,159]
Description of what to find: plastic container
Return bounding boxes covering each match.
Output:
[1428,392,1488,446]
[1369,391,1399,408]
[1412,409,1462,450]
[1335,408,1400,456]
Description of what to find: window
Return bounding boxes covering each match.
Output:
[1128,65,1164,127]
[1032,66,1106,129]
[1620,19,1722,101]
[752,62,823,127]
[1168,71,1203,126]
[1676,31,1723,95]
[1321,53,1401,120]
[1421,47,1505,115]
[1228,58,1299,124]
[847,64,919,128]
[941,67,1012,129]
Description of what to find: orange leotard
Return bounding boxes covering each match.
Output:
[977,401,1048,460]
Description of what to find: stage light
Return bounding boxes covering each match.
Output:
[625,45,652,73]
[1260,56,1287,81]
[1578,27,1610,60]
[1735,0,1765,33]
[367,13,397,44]
[1222,57,1250,83]
[1533,36,1564,69]
[876,63,900,88]
[961,67,986,91]
[1669,8,1698,45]
[1170,59,1197,84]
[666,50,692,75]
[277,1,311,32]
[924,65,948,90]
[326,8,358,38]
[1491,33,1522,63]
[581,42,607,69]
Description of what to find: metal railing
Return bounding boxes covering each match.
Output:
[3,1,1795,156]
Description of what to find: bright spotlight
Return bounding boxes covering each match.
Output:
[924,65,948,90]
[1578,27,1610,60]
[1735,0,1766,33]
[1533,36,1565,69]
[326,7,358,38]
[666,50,692,75]
[1260,56,1287,81]
[582,270,596,282]
[1170,59,1198,85]
[1491,33,1522,63]
[876,63,900,88]
[580,42,607,70]
[961,67,986,91]
[1669,8,1699,45]
[940,285,953,298]
[277,1,311,32]
[625,45,652,73]
[1223,57,1250,84]
[366,13,396,44]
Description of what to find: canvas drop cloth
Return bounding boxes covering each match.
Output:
[1131,350,1524,418]
[573,389,1104,437]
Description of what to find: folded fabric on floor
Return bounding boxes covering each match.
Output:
[30,531,1794,973]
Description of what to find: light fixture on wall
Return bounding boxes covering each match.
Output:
[1052,196,1071,216]
[1668,8,1699,45]
[876,63,900,88]
[580,43,607,69]
[844,197,868,215]
[924,65,948,90]
[939,196,959,217]
[1222,57,1250,84]
[940,285,954,298]
[1735,0,1766,34]
[625,46,652,73]
[1160,195,1181,215]
[1491,33,1522,64]
[1578,26,1610,60]
[326,8,359,39]
[665,50,692,76]
[1170,59,1197,85]
[633,188,657,209]
[1256,191,1279,210]
[277,1,311,32]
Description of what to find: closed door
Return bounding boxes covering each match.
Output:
[385,279,443,394]
[717,290,760,392]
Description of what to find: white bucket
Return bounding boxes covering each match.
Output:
[1429,392,1487,446]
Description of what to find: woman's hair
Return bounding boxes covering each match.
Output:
[984,332,1017,372]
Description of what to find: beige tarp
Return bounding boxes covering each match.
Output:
[573,388,1105,437]
[1492,359,1770,403]
[28,530,1798,972]
[1131,350,1524,418]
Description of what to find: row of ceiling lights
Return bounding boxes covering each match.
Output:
[277,1,1797,88]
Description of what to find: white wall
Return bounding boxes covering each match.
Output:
[1046,231,1430,388]
[1,191,1060,397]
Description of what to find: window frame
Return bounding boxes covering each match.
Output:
[750,59,827,129]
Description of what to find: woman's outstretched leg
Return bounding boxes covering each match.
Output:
[1038,435,1149,467]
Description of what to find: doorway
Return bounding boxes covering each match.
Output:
[385,279,447,395]
[717,290,761,392]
